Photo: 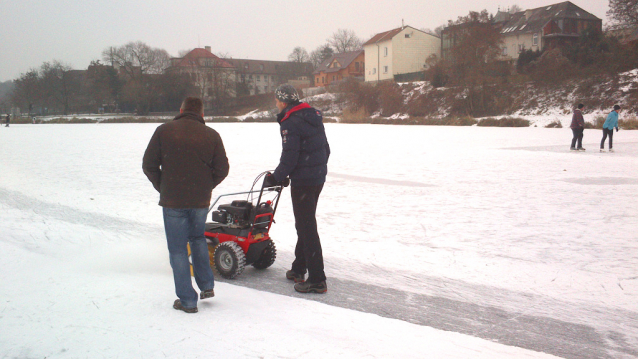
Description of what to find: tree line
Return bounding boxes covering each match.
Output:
[6,27,366,117]
[9,42,194,116]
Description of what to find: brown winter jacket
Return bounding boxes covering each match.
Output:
[142,112,229,208]
[570,109,584,129]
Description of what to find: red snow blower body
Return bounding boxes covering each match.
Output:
[200,172,284,279]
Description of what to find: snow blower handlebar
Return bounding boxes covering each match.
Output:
[207,172,285,214]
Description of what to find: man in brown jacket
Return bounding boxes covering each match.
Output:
[143,97,229,313]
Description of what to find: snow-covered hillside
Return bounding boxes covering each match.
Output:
[303,68,638,127]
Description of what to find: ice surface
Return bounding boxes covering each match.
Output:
[1,123,637,358]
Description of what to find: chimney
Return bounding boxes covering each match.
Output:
[205,46,211,53]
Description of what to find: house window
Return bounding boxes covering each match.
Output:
[355,62,360,71]
[383,66,388,74]
[533,33,539,46]
[384,47,388,57]
[502,47,508,56]
[332,75,336,81]
[322,77,324,83]
[271,76,275,81]
[405,33,411,38]
[372,68,376,74]
[256,75,260,81]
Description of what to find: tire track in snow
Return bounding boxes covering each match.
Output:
[219,266,638,359]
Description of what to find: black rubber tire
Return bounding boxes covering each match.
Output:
[251,240,277,269]
[213,242,246,279]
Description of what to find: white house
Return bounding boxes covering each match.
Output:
[363,26,440,82]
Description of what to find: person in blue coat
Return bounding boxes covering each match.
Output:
[600,105,621,152]
[264,84,330,294]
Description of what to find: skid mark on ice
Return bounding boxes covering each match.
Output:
[0,187,156,238]
[220,261,638,359]
[329,172,434,187]
[560,177,638,185]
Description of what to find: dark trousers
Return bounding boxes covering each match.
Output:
[571,128,583,148]
[600,128,613,149]
[290,184,326,283]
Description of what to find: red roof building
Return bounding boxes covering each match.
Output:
[313,50,365,87]
[170,46,237,109]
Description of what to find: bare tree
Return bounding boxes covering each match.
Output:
[12,69,42,115]
[40,60,80,115]
[445,10,504,115]
[608,0,638,27]
[327,29,362,53]
[288,47,310,63]
[509,4,522,14]
[421,24,446,37]
[309,44,334,68]
[102,42,171,114]
[102,41,170,80]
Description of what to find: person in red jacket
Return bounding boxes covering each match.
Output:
[264,84,330,294]
[143,97,229,313]
[570,104,585,151]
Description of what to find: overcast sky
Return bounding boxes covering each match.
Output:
[0,0,609,82]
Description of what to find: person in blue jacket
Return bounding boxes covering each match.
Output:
[600,105,621,152]
[264,84,330,294]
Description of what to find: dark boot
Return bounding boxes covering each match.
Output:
[173,299,198,313]
[294,280,327,294]
[286,270,305,283]
[200,289,215,300]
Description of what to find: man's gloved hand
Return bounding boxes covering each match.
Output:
[263,173,278,187]
[263,173,290,188]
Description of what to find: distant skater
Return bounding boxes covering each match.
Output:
[5,114,9,127]
[600,105,620,153]
[570,104,585,151]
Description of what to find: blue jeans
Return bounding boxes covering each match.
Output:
[163,208,215,308]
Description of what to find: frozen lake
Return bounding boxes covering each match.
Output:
[1,123,637,358]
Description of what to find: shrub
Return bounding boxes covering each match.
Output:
[584,116,605,129]
[477,117,530,127]
[368,116,477,126]
[528,48,576,84]
[545,120,563,128]
[377,82,404,117]
[619,117,638,130]
[340,107,370,123]
[337,77,380,115]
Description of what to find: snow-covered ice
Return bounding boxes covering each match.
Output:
[1,122,637,358]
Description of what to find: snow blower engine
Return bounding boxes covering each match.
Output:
[188,172,285,279]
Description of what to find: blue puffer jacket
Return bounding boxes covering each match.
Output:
[603,110,619,130]
[273,102,330,186]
